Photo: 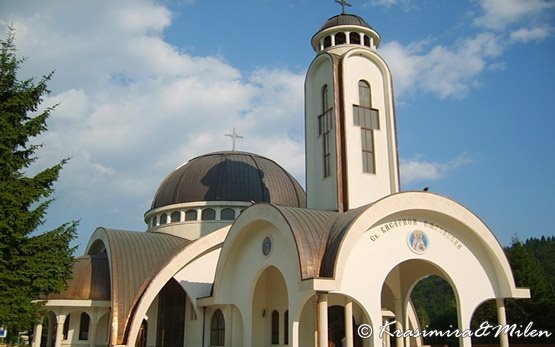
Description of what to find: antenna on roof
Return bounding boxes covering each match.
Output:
[335,0,352,14]
[225,127,244,152]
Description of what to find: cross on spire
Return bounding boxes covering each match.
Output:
[335,0,352,14]
[225,127,244,151]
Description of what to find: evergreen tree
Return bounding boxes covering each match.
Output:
[0,29,76,334]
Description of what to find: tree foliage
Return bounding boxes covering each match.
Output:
[0,28,76,333]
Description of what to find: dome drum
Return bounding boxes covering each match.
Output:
[311,14,381,52]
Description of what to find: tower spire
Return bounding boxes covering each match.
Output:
[335,0,352,14]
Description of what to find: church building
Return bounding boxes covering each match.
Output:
[36,7,529,347]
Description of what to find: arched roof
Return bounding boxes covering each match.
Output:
[47,254,110,300]
[86,228,191,345]
[150,151,306,209]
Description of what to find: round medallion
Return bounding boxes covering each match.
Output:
[407,230,429,254]
[262,236,272,256]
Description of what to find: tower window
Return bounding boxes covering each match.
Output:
[210,310,225,346]
[350,32,360,45]
[318,85,333,178]
[271,310,279,344]
[363,35,370,47]
[353,80,379,173]
[284,310,289,344]
[63,314,70,340]
[323,36,332,49]
[159,213,168,225]
[335,32,346,45]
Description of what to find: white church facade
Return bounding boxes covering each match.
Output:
[36,9,529,347]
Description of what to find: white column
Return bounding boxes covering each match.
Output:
[89,321,97,347]
[496,298,509,347]
[54,315,66,347]
[32,321,43,347]
[317,293,328,347]
[344,299,353,347]
[224,305,233,347]
[383,319,391,347]
[393,299,404,347]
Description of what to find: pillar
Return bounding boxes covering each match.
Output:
[32,321,43,347]
[89,321,97,347]
[317,293,328,347]
[344,299,353,347]
[496,298,509,347]
[54,315,66,347]
[393,299,404,347]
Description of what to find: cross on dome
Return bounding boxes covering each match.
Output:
[225,127,244,151]
[335,0,352,14]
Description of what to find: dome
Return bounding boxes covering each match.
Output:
[319,14,373,31]
[151,151,306,209]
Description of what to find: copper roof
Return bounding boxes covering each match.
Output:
[150,151,306,209]
[47,254,110,300]
[319,14,373,31]
[90,228,191,345]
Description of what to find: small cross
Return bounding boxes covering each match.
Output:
[225,127,244,151]
[335,0,352,14]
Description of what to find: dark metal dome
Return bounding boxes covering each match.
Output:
[319,13,373,31]
[151,151,306,209]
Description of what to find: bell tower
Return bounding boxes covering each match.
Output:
[305,9,400,211]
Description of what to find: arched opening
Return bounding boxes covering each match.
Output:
[156,279,186,347]
[210,309,225,346]
[350,32,360,45]
[323,35,332,48]
[159,213,168,225]
[335,32,346,45]
[381,259,459,347]
[78,312,90,340]
[251,266,288,346]
[283,310,289,345]
[62,314,70,340]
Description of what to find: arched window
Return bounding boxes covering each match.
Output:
[79,313,90,340]
[353,80,379,174]
[284,310,289,344]
[323,35,332,49]
[151,216,157,227]
[201,208,216,220]
[350,32,361,45]
[210,310,225,346]
[363,35,370,47]
[170,211,181,223]
[271,310,279,344]
[220,208,235,221]
[319,85,332,178]
[159,213,168,225]
[335,32,346,45]
[185,209,197,221]
[63,314,70,340]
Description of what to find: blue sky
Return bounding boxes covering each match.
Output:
[1,0,554,254]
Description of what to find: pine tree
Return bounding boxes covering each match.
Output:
[0,28,76,334]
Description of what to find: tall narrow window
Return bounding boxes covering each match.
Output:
[335,32,346,45]
[159,213,168,225]
[350,32,360,45]
[323,36,332,49]
[318,85,333,178]
[79,313,90,340]
[210,310,225,346]
[283,310,289,345]
[353,80,379,173]
[271,310,279,344]
[63,314,70,340]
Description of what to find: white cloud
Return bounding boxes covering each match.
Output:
[1,0,306,245]
[381,33,503,99]
[400,153,472,184]
[474,0,555,30]
[510,26,553,42]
